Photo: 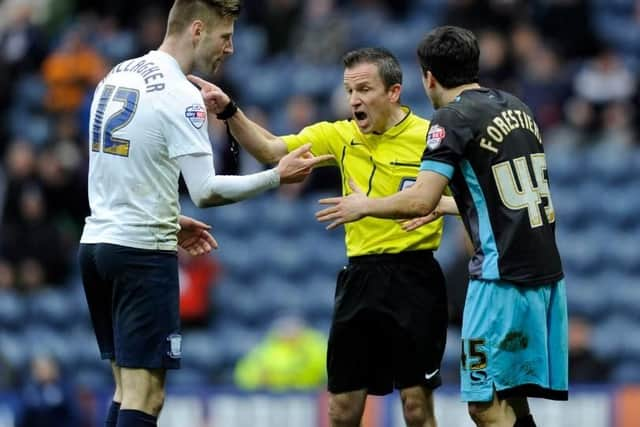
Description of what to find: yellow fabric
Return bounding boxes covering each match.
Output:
[234,328,327,390]
[282,107,444,257]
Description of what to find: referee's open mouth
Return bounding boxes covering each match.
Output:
[354,111,369,129]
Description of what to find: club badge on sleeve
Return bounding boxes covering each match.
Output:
[427,124,446,150]
[185,104,206,129]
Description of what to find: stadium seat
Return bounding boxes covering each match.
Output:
[26,288,79,329]
[566,274,611,319]
[291,64,343,98]
[180,330,225,374]
[603,233,640,274]
[556,229,604,276]
[0,332,29,372]
[21,325,75,368]
[0,290,27,331]
[72,365,112,389]
[607,274,640,319]
[545,143,584,187]
[585,142,635,185]
[167,366,209,388]
[241,62,294,109]
[592,314,634,361]
[299,274,335,319]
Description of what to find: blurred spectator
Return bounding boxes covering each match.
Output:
[133,7,167,57]
[532,0,598,59]
[275,95,341,197]
[0,259,16,290]
[292,0,348,65]
[93,15,136,63]
[545,97,597,145]
[38,115,89,234]
[477,28,515,91]
[516,43,571,129]
[234,315,327,390]
[2,140,38,224]
[41,27,106,114]
[598,101,637,146]
[573,47,637,106]
[255,0,302,57]
[0,185,69,286]
[0,3,46,77]
[568,316,612,383]
[445,0,524,32]
[178,251,220,328]
[17,354,79,427]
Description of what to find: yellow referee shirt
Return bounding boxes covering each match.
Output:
[282,107,444,257]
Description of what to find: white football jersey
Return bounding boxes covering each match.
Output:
[80,50,212,251]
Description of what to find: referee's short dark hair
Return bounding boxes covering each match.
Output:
[417,26,480,89]
[342,47,403,90]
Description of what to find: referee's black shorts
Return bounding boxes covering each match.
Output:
[327,250,448,396]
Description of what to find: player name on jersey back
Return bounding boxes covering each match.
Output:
[110,58,166,93]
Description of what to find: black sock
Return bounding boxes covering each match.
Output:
[116,409,157,427]
[105,401,121,427]
[514,414,536,427]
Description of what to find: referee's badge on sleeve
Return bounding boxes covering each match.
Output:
[427,125,446,150]
[185,104,206,129]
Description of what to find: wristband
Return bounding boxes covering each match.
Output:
[216,99,238,120]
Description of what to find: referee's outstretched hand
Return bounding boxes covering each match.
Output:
[277,143,334,184]
[187,74,229,116]
[316,179,368,230]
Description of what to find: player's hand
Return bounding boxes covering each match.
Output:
[178,215,219,256]
[187,74,230,116]
[276,143,334,184]
[399,211,441,231]
[316,179,368,230]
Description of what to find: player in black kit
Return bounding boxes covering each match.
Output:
[316,26,567,427]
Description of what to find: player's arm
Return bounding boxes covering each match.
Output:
[188,75,288,164]
[178,144,332,207]
[316,171,449,230]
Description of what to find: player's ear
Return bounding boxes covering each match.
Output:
[388,83,402,103]
[191,19,204,43]
[426,71,437,89]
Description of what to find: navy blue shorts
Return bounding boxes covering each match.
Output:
[78,243,181,369]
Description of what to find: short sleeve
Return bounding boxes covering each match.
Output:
[156,84,213,159]
[281,121,341,159]
[420,108,472,180]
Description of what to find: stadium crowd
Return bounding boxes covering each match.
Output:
[0,0,639,398]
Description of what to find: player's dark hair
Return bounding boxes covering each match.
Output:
[342,47,402,89]
[167,0,242,35]
[416,26,479,88]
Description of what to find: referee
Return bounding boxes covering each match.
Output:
[189,48,448,427]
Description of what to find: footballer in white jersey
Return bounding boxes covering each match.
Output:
[81,50,213,251]
[78,2,332,424]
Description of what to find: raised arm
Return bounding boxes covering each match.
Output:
[188,75,288,164]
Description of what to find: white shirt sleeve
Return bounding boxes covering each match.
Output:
[157,85,213,159]
[177,153,280,207]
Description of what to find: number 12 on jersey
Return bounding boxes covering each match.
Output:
[492,153,555,228]
[91,85,140,157]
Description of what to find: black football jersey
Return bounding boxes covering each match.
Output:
[421,88,563,285]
